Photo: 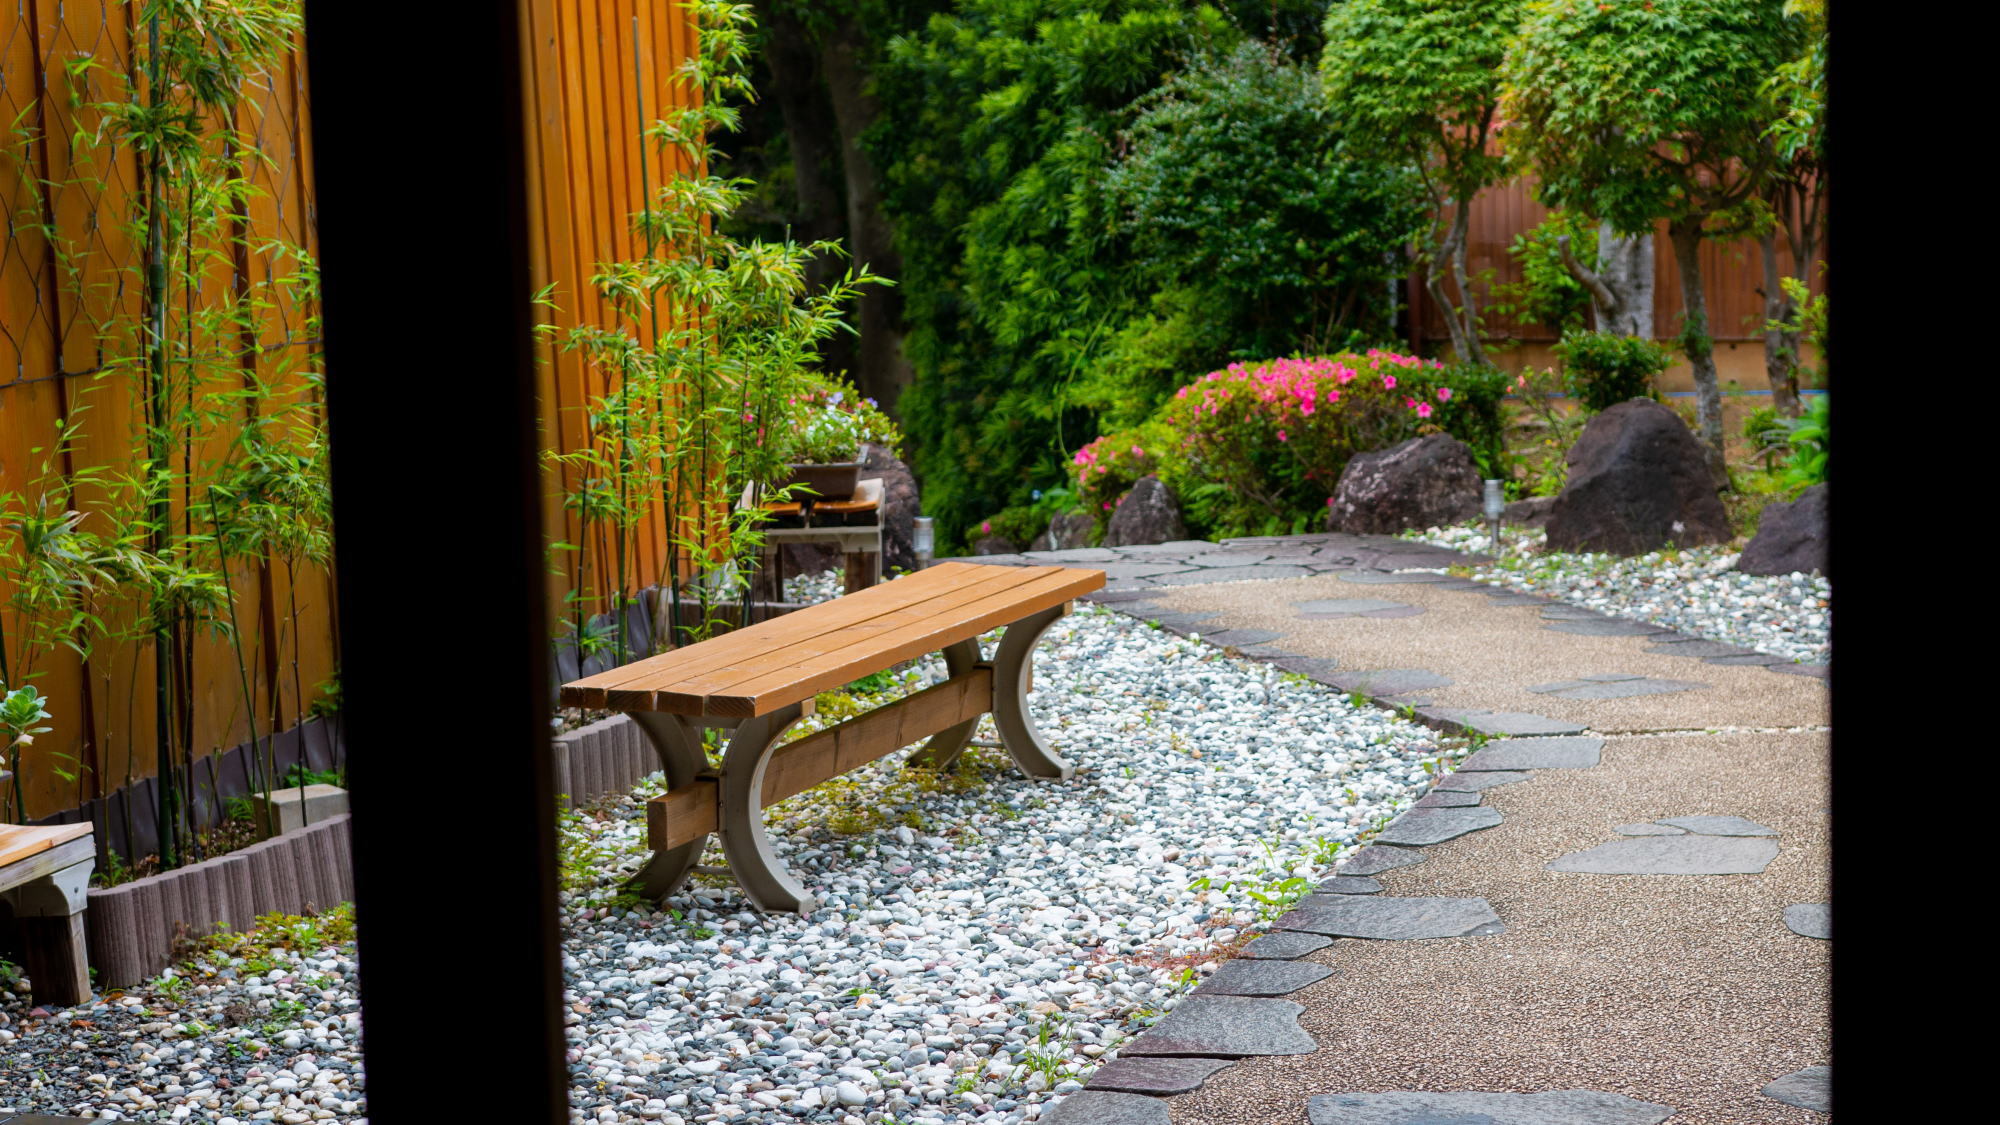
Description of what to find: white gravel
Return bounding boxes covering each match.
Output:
[1404,524,1830,664]
[1,606,1459,1125]
[555,605,1458,1124]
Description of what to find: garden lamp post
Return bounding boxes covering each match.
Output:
[914,517,935,569]
[1484,480,1504,555]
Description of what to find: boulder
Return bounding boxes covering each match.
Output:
[1029,511,1097,552]
[1328,434,1483,534]
[860,442,920,575]
[972,536,1020,556]
[1546,399,1732,555]
[1738,483,1827,575]
[1502,495,1556,529]
[1103,475,1188,547]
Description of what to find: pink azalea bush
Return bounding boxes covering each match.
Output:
[1069,349,1481,536]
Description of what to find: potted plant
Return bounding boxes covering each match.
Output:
[773,374,902,501]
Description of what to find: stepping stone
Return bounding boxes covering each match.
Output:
[1432,577,1487,590]
[1486,593,1553,606]
[1547,835,1779,875]
[1278,896,1503,940]
[1274,656,1342,679]
[1194,958,1333,997]
[1543,618,1667,636]
[1704,652,1789,666]
[1654,815,1776,836]
[1339,668,1454,696]
[1084,1057,1235,1096]
[1237,643,1303,659]
[1421,709,1590,737]
[1040,1090,1173,1125]
[1578,672,1645,682]
[1241,932,1334,959]
[1372,552,1469,570]
[1457,737,1604,771]
[1307,1089,1676,1124]
[1119,995,1317,1058]
[1435,770,1532,792]
[1337,844,1427,876]
[1202,628,1284,647]
[1540,605,1608,620]
[1615,822,1687,836]
[1784,903,1831,939]
[1315,875,1383,893]
[1525,677,1707,700]
[1767,662,1830,679]
[1188,551,1269,567]
[1296,597,1411,615]
[1642,639,1752,658]
[1762,1066,1831,1113]
[1414,790,1482,809]
[1139,610,1222,629]
[1099,562,1199,582]
[1375,806,1504,846]
[1025,547,1123,563]
[1155,564,1311,585]
[1116,540,1220,554]
[1335,570,1454,585]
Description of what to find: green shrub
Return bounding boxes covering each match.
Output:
[1552,331,1672,413]
[1488,211,1597,338]
[1777,394,1829,488]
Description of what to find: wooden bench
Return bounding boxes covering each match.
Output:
[745,477,886,598]
[561,561,1105,913]
[0,820,96,1006]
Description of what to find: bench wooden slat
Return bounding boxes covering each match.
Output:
[624,565,1064,715]
[562,562,1013,709]
[645,667,996,853]
[700,567,1098,718]
[0,823,93,870]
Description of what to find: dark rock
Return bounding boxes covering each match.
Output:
[1546,398,1733,555]
[1525,677,1706,701]
[1277,896,1503,940]
[1541,619,1667,637]
[1458,737,1604,771]
[1328,434,1483,534]
[1704,652,1788,666]
[1433,769,1532,792]
[1194,959,1333,997]
[1653,815,1776,836]
[1502,494,1557,529]
[1119,995,1317,1058]
[1643,639,1756,658]
[778,542,842,578]
[1039,1091,1174,1125]
[1315,875,1383,894]
[1336,845,1427,876]
[1739,483,1827,576]
[1375,807,1504,846]
[1084,1057,1235,1097]
[1767,662,1829,679]
[1784,903,1830,940]
[1103,475,1188,547]
[1029,511,1099,553]
[1308,1089,1676,1124]
[972,536,1021,556]
[861,442,921,575]
[1201,628,1285,648]
[1547,835,1778,875]
[1241,932,1335,959]
[1413,790,1482,809]
[1335,668,1453,697]
[1761,1066,1831,1112]
[1419,709,1590,737]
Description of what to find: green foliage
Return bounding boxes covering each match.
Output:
[1769,394,1828,488]
[1500,0,1798,236]
[1766,273,1827,389]
[1552,332,1672,413]
[1487,211,1597,337]
[772,372,904,464]
[0,685,53,822]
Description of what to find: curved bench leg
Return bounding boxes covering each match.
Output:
[905,638,983,772]
[628,711,710,901]
[993,604,1074,780]
[717,702,815,913]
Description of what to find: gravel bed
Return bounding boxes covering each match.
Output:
[1403,524,1830,664]
[783,569,846,606]
[1,607,1456,1125]
[0,910,365,1123]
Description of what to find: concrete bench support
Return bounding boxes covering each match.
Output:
[1,836,96,1007]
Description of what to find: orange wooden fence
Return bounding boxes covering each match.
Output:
[1,0,703,823]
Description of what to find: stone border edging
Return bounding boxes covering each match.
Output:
[84,814,353,989]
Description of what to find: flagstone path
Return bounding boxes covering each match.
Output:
[952,533,1831,1124]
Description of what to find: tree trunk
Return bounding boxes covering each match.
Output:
[820,17,915,418]
[1594,221,1653,338]
[1760,228,1801,418]
[1668,219,1727,467]
[1426,200,1485,366]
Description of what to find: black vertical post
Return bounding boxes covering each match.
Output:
[302,2,565,1121]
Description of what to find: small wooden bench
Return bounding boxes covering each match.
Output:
[0,820,96,1006]
[561,561,1105,912]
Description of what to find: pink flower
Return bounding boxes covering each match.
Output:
[1130,445,1144,457]
[1437,387,1453,402]
[1277,429,1289,442]
[981,521,992,534]
[1383,375,1397,389]
[1327,389,1341,403]
[1405,397,1417,409]
[1326,496,1337,507]
[1102,501,1113,511]
[1416,403,1434,418]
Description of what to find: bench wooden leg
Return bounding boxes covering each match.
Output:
[628,712,711,901]
[3,856,94,1008]
[717,701,815,913]
[993,603,1074,780]
[904,638,983,771]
